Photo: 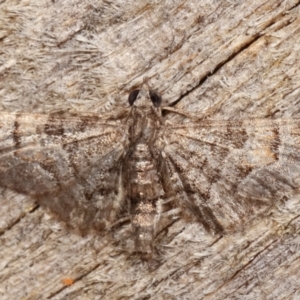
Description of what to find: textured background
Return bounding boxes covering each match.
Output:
[1,0,300,299]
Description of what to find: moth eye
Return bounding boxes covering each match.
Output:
[128,90,140,106]
[149,90,162,107]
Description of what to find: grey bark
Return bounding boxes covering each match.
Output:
[1,0,300,299]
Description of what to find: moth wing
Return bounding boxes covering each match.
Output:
[162,119,300,232]
[0,112,128,232]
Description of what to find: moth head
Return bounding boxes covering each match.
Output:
[128,86,162,108]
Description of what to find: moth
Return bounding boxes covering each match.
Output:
[0,84,300,257]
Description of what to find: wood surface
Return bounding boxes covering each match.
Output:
[1,0,300,299]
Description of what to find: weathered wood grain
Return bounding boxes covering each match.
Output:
[1,0,300,299]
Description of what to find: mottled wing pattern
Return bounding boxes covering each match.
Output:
[0,112,127,232]
[163,119,300,232]
[1,107,300,240]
